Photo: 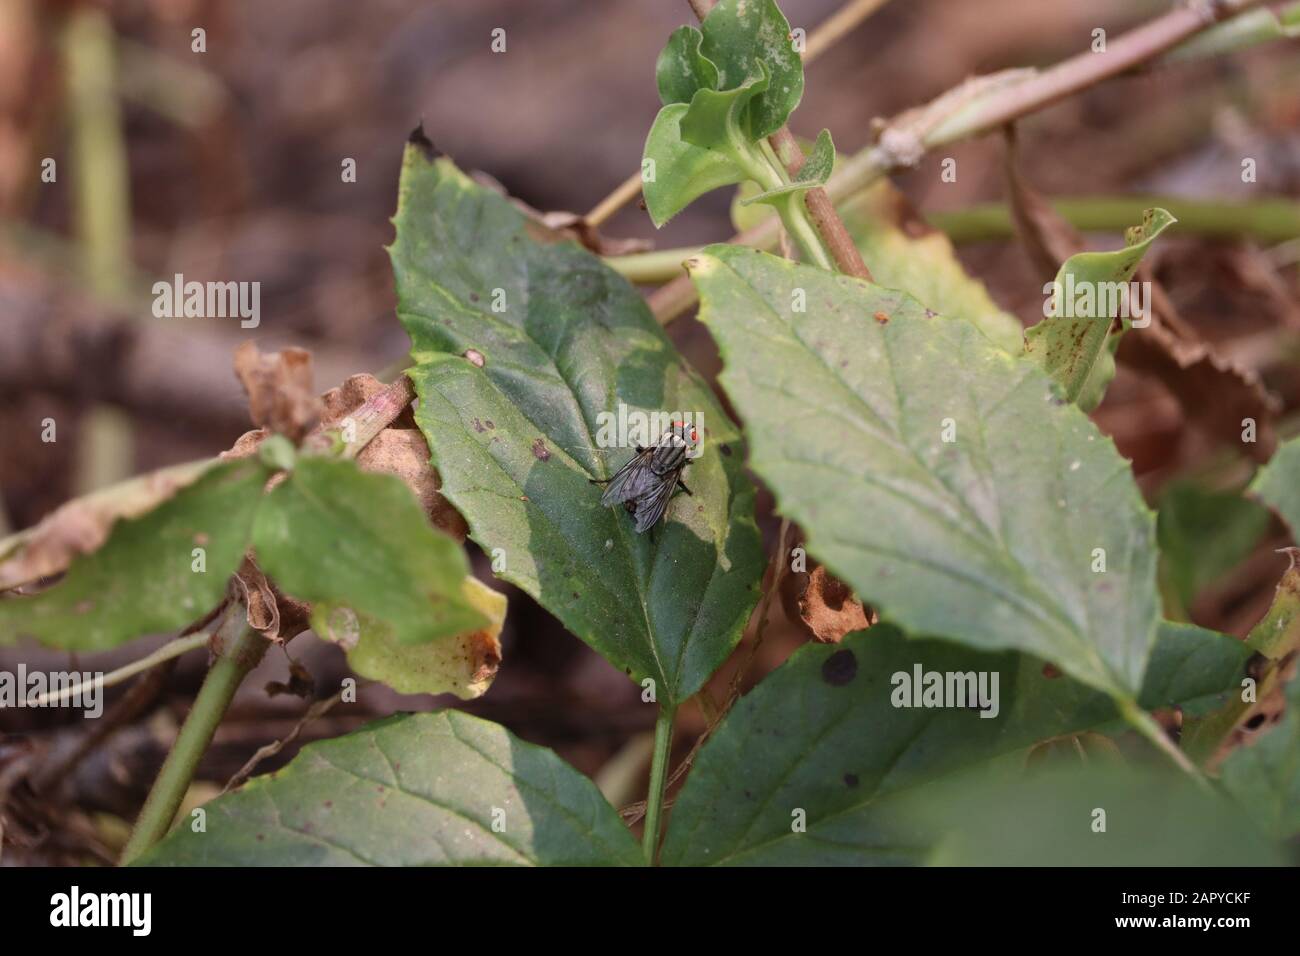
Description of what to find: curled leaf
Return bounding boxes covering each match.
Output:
[232,342,322,443]
[656,25,719,105]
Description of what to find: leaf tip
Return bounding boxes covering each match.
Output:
[406,122,441,162]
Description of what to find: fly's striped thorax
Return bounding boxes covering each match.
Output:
[650,436,688,474]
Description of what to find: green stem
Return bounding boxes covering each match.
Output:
[120,606,268,864]
[778,193,836,271]
[929,196,1300,246]
[607,194,1300,285]
[642,704,676,865]
[1116,697,1207,788]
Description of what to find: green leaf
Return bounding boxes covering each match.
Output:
[390,151,764,706]
[253,456,486,645]
[1024,208,1176,404]
[679,66,769,155]
[660,623,1253,865]
[656,25,719,105]
[1158,479,1270,614]
[314,577,507,701]
[135,711,642,866]
[0,459,270,651]
[643,103,747,228]
[1219,673,1300,839]
[904,763,1283,866]
[837,181,1025,354]
[687,245,1158,699]
[1250,435,1300,537]
[740,128,834,206]
[697,0,803,139]
[735,177,1025,353]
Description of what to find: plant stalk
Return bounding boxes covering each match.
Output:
[1116,697,1206,788]
[119,605,268,864]
[641,704,677,865]
[644,0,1270,323]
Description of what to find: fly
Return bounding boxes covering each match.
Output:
[590,421,698,533]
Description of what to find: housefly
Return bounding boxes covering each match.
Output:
[590,421,697,533]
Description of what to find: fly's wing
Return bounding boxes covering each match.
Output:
[599,450,659,507]
[631,473,680,533]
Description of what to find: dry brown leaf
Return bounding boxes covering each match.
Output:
[223,371,466,539]
[1119,295,1280,462]
[232,556,312,643]
[232,342,321,443]
[797,564,874,644]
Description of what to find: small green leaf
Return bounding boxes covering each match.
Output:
[253,456,485,645]
[661,623,1253,865]
[697,0,803,139]
[0,459,270,651]
[740,128,834,206]
[1024,208,1176,404]
[643,103,747,228]
[656,25,718,105]
[687,245,1159,699]
[679,66,769,155]
[390,151,764,706]
[1250,435,1300,537]
[257,434,297,472]
[1219,673,1300,839]
[136,711,642,866]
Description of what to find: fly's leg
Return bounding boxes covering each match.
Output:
[677,479,693,497]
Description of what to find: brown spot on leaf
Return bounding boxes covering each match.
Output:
[1042,662,1061,679]
[464,348,485,367]
[531,438,551,461]
[873,311,889,325]
[821,649,858,686]
[844,772,860,787]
